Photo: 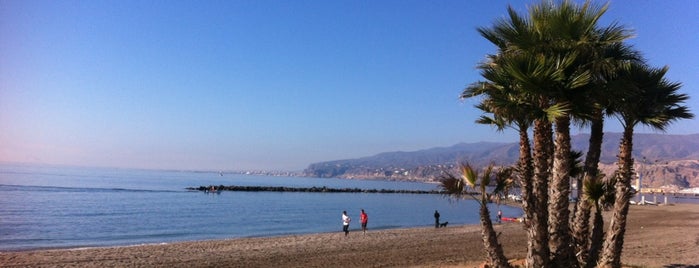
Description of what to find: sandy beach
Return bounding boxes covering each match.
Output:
[2,204,697,267]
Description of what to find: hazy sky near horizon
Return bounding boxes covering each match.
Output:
[1,1,698,171]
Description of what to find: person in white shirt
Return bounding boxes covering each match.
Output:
[342,211,351,236]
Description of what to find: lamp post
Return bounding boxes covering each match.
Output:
[636,156,656,203]
[635,156,647,203]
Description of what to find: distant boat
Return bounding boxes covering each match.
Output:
[205,185,222,195]
[630,200,657,205]
[219,171,223,176]
[507,194,522,202]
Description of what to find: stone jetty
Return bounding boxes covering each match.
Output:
[187,185,446,194]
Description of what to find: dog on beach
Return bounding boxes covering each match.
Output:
[439,222,448,228]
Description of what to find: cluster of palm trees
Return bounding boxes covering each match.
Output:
[440,1,693,268]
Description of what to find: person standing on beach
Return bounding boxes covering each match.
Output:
[342,211,351,236]
[434,210,440,228]
[360,209,368,234]
[497,210,502,223]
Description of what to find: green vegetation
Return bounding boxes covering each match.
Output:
[452,1,694,267]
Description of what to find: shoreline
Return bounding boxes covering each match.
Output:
[0,223,451,253]
[2,204,698,267]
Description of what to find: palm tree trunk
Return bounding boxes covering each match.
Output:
[528,118,551,268]
[580,109,604,199]
[573,109,604,265]
[586,203,604,268]
[599,125,635,267]
[480,198,511,268]
[573,200,592,265]
[516,125,539,268]
[549,115,576,268]
[518,126,533,214]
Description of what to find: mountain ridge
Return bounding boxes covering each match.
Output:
[303,133,699,188]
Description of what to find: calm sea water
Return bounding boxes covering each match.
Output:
[0,163,524,251]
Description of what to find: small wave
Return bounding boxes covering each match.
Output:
[370,225,406,230]
[68,242,171,251]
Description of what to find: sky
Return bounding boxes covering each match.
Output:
[1,0,698,171]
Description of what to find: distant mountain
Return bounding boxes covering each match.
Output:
[571,133,699,164]
[302,133,699,187]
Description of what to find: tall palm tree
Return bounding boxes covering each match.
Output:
[474,1,636,267]
[463,53,538,225]
[526,3,637,266]
[439,163,514,268]
[463,53,547,268]
[476,2,581,266]
[572,42,642,268]
[598,64,693,267]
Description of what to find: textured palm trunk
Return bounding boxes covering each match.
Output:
[586,203,604,268]
[573,110,604,266]
[573,200,592,266]
[518,126,533,213]
[549,115,576,268]
[516,126,538,268]
[599,126,634,267]
[528,118,551,268]
[479,197,511,268]
[580,109,604,199]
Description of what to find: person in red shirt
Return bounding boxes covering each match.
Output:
[360,209,368,234]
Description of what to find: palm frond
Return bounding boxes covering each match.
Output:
[492,166,515,197]
[569,150,585,179]
[544,101,572,121]
[612,63,694,130]
[582,173,606,204]
[438,171,465,196]
[480,165,493,192]
[460,163,478,189]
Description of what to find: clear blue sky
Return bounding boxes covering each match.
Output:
[1,0,697,171]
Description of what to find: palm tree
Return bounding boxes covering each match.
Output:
[598,63,693,267]
[439,163,513,268]
[473,1,637,267]
[572,41,642,268]
[475,3,574,266]
[493,45,570,268]
[463,54,545,268]
[526,3,637,265]
[463,54,538,222]
[579,173,613,268]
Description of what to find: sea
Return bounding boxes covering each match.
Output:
[3,163,694,252]
[0,163,524,251]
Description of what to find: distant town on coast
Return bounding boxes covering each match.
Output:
[220,133,699,192]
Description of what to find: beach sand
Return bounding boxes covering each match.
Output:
[2,204,697,267]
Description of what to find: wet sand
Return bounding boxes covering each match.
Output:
[2,204,698,267]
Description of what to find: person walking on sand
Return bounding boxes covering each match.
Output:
[497,209,503,224]
[360,209,368,234]
[342,211,351,236]
[434,210,440,228]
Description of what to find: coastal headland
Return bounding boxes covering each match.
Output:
[2,204,697,267]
